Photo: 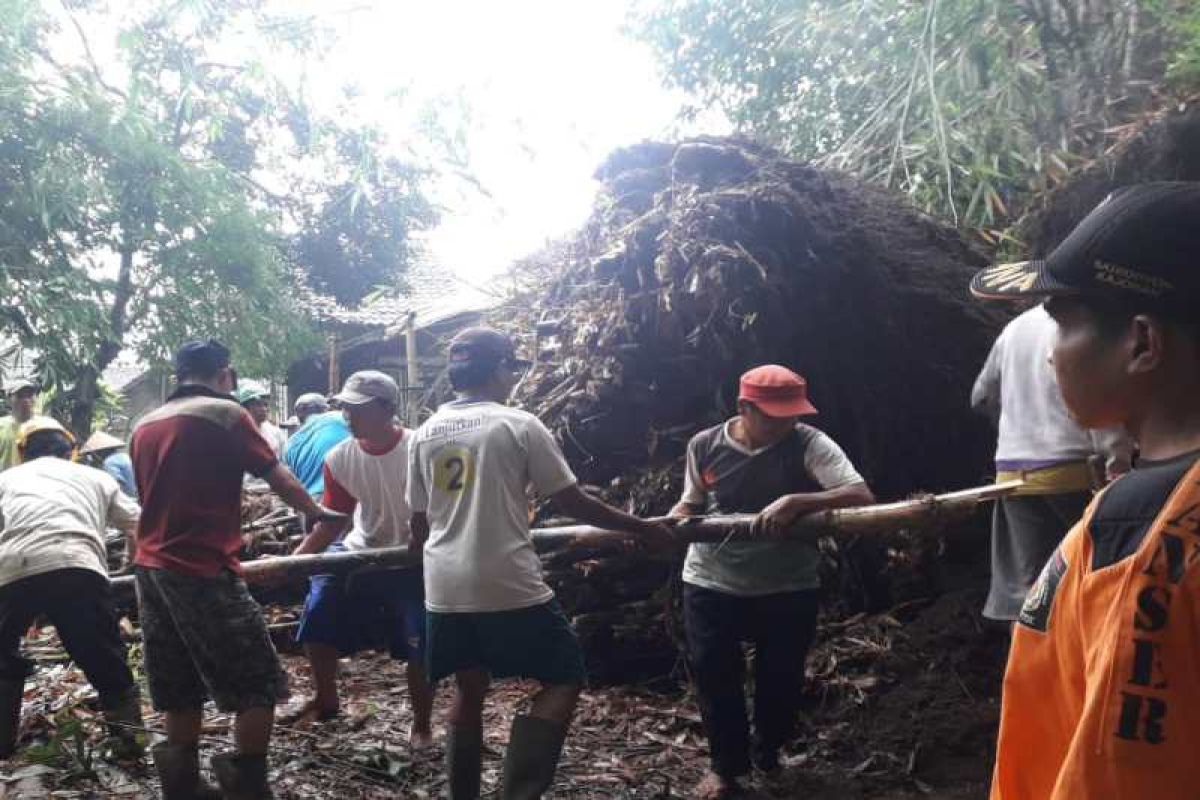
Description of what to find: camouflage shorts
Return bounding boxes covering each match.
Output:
[135,567,288,713]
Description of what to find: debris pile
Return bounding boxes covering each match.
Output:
[470,137,1006,681]
[489,136,1003,501]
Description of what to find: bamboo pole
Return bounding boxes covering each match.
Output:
[109,482,1019,602]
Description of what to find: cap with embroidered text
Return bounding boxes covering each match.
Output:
[970,182,1200,313]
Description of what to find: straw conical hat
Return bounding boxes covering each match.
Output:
[80,430,125,455]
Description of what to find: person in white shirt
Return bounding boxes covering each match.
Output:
[972,305,1132,621]
[236,383,288,457]
[408,328,675,800]
[287,372,433,748]
[0,417,142,759]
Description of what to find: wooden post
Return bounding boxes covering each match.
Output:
[327,333,339,395]
[404,312,419,425]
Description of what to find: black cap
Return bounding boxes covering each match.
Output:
[448,328,529,370]
[174,339,231,378]
[971,182,1200,313]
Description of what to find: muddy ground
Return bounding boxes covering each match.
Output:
[0,570,1004,799]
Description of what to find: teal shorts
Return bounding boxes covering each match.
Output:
[426,599,586,685]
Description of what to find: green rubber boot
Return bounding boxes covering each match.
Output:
[101,690,145,760]
[447,726,484,800]
[500,715,568,800]
[151,743,222,800]
[212,751,274,800]
[0,677,22,759]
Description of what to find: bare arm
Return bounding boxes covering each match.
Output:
[107,488,140,571]
[293,517,350,556]
[262,462,337,521]
[669,500,704,517]
[970,339,1002,423]
[551,484,675,546]
[757,481,875,537]
[409,511,430,559]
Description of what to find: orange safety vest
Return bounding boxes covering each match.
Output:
[991,459,1200,799]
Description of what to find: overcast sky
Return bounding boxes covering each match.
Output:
[278,0,714,285]
[48,1,722,288]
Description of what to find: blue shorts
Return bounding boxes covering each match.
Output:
[295,543,425,662]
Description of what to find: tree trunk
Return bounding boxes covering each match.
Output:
[109,481,1018,602]
[69,240,135,438]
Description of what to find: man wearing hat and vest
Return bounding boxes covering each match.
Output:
[671,365,874,799]
[0,379,39,471]
[0,417,142,759]
[286,372,432,746]
[973,184,1200,800]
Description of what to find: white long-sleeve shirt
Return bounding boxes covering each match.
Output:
[0,456,139,588]
[972,306,1131,472]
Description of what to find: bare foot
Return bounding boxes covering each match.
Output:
[409,721,435,751]
[695,770,743,800]
[278,699,339,728]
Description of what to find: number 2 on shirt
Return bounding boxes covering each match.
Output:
[433,446,475,494]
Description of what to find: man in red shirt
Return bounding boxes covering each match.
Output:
[132,340,344,800]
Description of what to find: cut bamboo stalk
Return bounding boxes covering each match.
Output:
[109,481,1019,602]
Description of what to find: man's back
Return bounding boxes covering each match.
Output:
[131,386,277,577]
[284,411,350,498]
[408,400,576,613]
[0,457,137,586]
[974,306,1114,464]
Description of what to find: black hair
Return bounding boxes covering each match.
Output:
[448,360,498,392]
[1074,295,1200,344]
[174,339,232,382]
[23,430,73,460]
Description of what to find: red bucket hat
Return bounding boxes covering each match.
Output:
[738,365,818,418]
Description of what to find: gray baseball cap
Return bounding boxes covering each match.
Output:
[333,370,400,406]
[293,392,329,414]
[6,378,39,395]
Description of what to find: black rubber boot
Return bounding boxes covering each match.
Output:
[212,751,274,800]
[447,725,484,800]
[0,677,22,759]
[151,743,222,800]
[500,715,568,800]
[101,690,145,760]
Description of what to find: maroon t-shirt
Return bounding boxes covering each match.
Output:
[131,385,278,577]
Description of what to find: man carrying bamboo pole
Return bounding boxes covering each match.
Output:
[407,327,674,800]
[284,372,432,747]
[130,339,345,800]
[974,184,1200,799]
[670,365,874,800]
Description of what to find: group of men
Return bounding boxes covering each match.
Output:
[0,181,1197,800]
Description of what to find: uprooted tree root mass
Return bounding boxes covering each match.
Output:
[454,137,1009,685]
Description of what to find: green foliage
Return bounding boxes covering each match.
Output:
[293,126,437,305]
[1158,1,1200,89]
[631,0,1183,235]
[0,0,437,434]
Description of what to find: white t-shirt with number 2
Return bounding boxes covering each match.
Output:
[407,400,577,613]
